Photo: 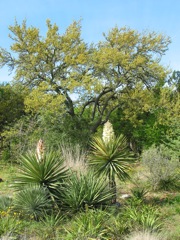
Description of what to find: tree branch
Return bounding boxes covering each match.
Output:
[91,87,113,120]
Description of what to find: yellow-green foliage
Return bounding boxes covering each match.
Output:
[0,19,171,133]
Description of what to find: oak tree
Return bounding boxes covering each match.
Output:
[0,20,171,133]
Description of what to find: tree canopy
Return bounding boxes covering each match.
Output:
[0,19,173,147]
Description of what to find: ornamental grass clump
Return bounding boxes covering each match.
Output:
[60,142,88,174]
[89,121,136,203]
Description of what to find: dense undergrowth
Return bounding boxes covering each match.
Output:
[0,123,179,240]
[0,169,179,239]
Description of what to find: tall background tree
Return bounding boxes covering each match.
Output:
[0,19,174,151]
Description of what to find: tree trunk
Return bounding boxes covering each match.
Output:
[109,174,117,204]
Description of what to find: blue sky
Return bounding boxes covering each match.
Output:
[0,0,179,83]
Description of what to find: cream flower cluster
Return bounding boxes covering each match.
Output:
[102,120,115,144]
[36,139,45,162]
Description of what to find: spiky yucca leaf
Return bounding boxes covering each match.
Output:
[14,185,52,220]
[13,152,69,194]
[60,171,114,212]
[89,134,136,181]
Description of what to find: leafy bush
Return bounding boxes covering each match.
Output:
[60,171,114,212]
[141,145,180,190]
[1,149,11,162]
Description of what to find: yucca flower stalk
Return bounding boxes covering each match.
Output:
[36,139,45,162]
[89,121,136,203]
[102,120,115,144]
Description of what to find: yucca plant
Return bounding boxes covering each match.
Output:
[12,151,69,198]
[13,185,52,220]
[89,132,136,203]
[131,187,148,201]
[60,171,114,212]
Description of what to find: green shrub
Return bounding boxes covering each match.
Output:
[1,149,11,162]
[141,145,180,190]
